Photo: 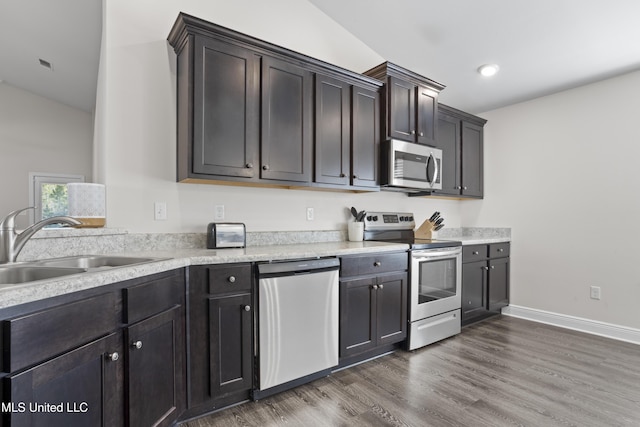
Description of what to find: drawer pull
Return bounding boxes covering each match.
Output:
[472,251,479,255]
[244,305,251,312]
[107,352,119,362]
[228,275,236,283]
[374,261,381,267]
[497,248,504,252]
[132,341,143,350]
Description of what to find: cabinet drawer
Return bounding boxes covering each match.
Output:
[489,242,510,258]
[340,252,408,277]
[206,264,252,294]
[3,292,118,373]
[124,271,185,324]
[462,245,487,262]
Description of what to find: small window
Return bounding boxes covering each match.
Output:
[29,173,85,225]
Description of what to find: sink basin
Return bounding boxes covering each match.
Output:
[37,255,158,269]
[0,266,87,285]
[0,255,164,286]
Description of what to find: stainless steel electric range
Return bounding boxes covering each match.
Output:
[363,212,462,350]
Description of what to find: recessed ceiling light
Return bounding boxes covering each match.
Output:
[478,64,499,77]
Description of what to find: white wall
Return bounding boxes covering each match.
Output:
[96,0,463,233]
[465,70,640,329]
[0,82,93,228]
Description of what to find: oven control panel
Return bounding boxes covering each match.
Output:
[363,211,415,231]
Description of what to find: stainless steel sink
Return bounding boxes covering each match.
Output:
[0,266,87,285]
[0,255,163,286]
[36,255,158,269]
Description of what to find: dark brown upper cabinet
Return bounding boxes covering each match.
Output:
[191,36,259,179]
[261,57,313,183]
[168,13,382,192]
[314,74,381,189]
[364,62,445,147]
[435,104,486,198]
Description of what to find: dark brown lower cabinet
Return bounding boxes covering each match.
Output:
[208,293,252,396]
[186,264,253,417]
[462,243,510,325]
[5,332,124,427]
[339,252,408,364]
[126,305,185,427]
[0,269,186,427]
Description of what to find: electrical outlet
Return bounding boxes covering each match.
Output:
[214,205,225,220]
[154,202,167,221]
[590,286,601,300]
[306,207,314,221]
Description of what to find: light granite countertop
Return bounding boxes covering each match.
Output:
[0,241,408,310]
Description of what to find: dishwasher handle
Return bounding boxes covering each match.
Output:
[257,258,339,277]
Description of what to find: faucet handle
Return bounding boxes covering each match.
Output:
[0,207,35,230]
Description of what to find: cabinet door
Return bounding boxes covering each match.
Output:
[6,332,123,427]
[436,113,462,195]
[193,36,259,178]
[340,277,377,357]
[261,56,312,182]
[388,77,416,142]
[462,261,488,323]
[416,85,438,146]
[126,305,185,427]
[351,85,380,188]
[314,74,350,186]
[461,121,484,197]
[208,293,253,396]
[488,257,510,312]
[375,272,407,346]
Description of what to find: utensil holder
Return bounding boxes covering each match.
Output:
[348,222,364,242]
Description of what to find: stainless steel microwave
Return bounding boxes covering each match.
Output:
[381,139,442,192]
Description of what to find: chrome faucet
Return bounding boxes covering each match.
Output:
[0,207,81,264]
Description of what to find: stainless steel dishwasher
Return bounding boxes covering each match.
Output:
[254,257,340,399]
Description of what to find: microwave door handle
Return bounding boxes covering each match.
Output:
[427,153,438,187]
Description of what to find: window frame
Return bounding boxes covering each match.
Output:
[28,172,85,225]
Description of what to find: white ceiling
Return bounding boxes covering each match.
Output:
[2,1,640,114]
[0,0,102,112]
[310,0,640,113]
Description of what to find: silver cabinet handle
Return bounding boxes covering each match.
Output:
[482,266,489,271]
[410,130,415,135]
[374,261,381,267]
[132,341,143,350]
[379,284,384,290]
[353,175,358,179]
[246,163,253,169]
[498,248,504,252]
[244,305,251,312]
[463,186,468,190]
[262,165,269,170]
[372,284,379,290]
[107,352,119,362]
[228,275,236,283]
[472,251,479,255]
[340,173,346,178]
[419,132,424,136]
[491,265,495,269]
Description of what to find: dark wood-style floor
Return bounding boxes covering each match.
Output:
[182,316,640,427]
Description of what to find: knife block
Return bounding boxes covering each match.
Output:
[415,219,437,239]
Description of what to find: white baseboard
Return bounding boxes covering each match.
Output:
[502,305,640,345]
